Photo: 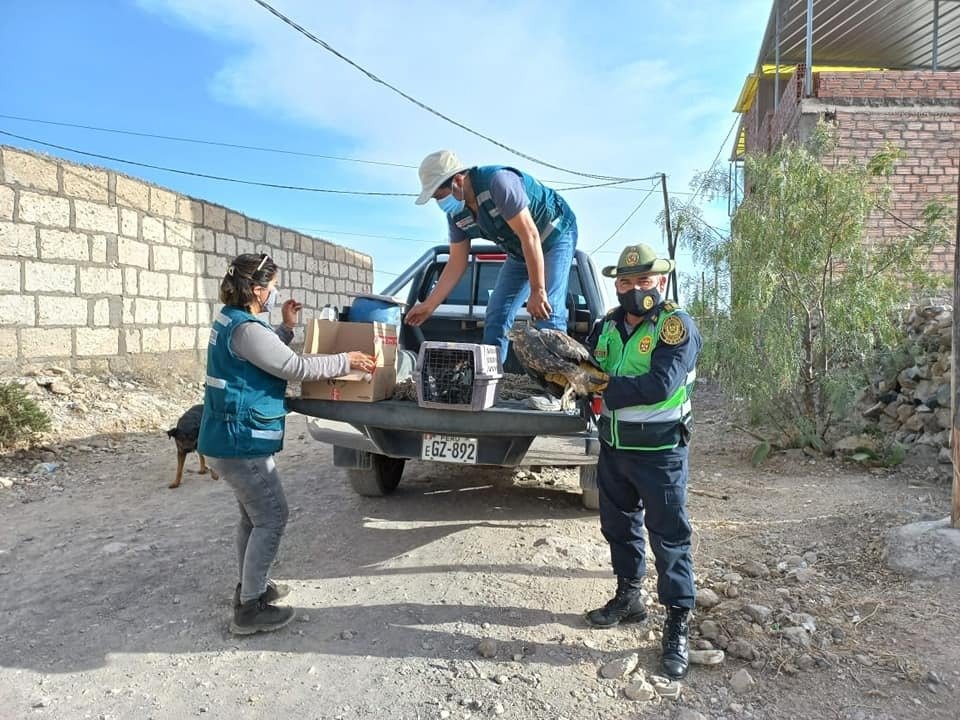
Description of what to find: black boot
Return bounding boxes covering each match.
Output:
[233,580,291,609]
[586,576,647,628]
[230,597,296,636]
[660,606,690,679]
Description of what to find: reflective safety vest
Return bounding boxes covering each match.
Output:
[593,309,695,451]
[448,165,575,261]
[197,306,288,458]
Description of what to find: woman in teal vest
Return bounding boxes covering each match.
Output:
[583,243,701,681]
[407,150,578,363]
[199,253,375,635]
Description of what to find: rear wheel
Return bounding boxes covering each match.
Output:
[347,453,405,497]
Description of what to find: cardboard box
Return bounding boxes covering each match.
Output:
[300,319,398,402]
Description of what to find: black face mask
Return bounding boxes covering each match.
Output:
[617,287,661,317]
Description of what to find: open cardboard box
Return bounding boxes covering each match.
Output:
[300,319,398,402]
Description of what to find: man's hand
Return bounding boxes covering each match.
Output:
[405,302,436,327]
[527,287,552,322]
[348,351,376,373]
[281,299,303,328]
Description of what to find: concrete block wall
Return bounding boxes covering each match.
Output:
[0,145,373,376]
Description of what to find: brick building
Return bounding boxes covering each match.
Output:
[731,0,960,273]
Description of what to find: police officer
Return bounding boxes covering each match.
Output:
[584,243,701,680]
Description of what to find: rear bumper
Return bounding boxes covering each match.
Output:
[288,398,597,468]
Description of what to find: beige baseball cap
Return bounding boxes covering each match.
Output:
[415,150,469,205]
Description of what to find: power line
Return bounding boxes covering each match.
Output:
[251,0,650,183]
[683,116,740,208]
[587,183,660,256]
[0,129,418,196]
[0,113,417,168]
[0,128,661,201]
[0,113,662,193]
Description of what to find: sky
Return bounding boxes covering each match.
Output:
[0,0,771,304]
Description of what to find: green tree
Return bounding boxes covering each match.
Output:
[674,123,952,448]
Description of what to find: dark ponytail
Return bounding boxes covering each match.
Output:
[219,253,279,308]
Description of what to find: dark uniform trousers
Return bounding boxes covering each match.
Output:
[597,441,696,609]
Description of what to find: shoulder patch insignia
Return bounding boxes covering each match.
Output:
[659,315,687,345]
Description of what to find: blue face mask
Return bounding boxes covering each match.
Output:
[437,185,465,216]
[260,287,278,314]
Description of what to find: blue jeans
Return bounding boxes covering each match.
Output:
[208,455,289,604]
[482,220,578,362]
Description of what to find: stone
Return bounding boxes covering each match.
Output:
[699,619,721,641]
[623,679,656,702]
[696,588,721,609]
[726,640,758,660]
[740,560,770,578]
[884,518,960,578]
[477,638,497,658]
[689,649,725,666]
[600,653,638,679]
[729,669,755,694]
[742,605,771,624]
[787,567,816,584]
[781,626,811,648]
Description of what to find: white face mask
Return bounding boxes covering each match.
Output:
[259,287,278,313]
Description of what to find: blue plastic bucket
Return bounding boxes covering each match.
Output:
[348,296,403,325]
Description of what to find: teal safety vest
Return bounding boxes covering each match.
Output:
[593,307,696,451]
[197,306,288,458]
[448,165,575,260]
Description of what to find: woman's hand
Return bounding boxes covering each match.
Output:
[348,351,376,373]
[281,299,303,329]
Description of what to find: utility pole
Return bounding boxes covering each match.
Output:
[661,174,678,302]
[952,149,960,528]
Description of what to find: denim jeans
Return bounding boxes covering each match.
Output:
[208,455,289,604]
[482,219,578,362]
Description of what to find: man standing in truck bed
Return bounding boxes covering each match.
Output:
[405,150,578,363]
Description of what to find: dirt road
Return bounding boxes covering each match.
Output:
[1,379,958,720]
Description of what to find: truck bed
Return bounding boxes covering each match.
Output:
[286,398,589,436]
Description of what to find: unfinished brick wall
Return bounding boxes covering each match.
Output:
[741,69,959,276]
[815,72,960,274]
[0,145,374,376]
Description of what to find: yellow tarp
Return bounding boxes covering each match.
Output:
[733,65,887,113]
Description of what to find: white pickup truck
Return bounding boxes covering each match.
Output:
[286,243,608,509]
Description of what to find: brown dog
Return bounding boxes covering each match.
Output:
[166,404,219,489]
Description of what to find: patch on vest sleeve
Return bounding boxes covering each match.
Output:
[659,316,687,345]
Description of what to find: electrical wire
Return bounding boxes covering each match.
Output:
[251,0,651,183]
[0,114,661,192]
[0,129,417,196]
[0,113,416,168]
[587,183,660,256]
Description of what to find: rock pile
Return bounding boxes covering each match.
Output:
[855,304,953,463]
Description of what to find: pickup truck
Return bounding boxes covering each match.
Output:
[286,243,608,509]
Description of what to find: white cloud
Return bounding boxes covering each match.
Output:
[137,0,770,297]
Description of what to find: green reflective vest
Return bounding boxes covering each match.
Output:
[593,309,695,451]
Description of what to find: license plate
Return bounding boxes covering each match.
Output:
[421,434,478,464]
